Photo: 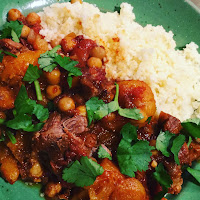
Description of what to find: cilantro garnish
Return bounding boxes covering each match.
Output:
[6,131,17,144]
[5,85,49,132]
[171,134,185,165]
[38,45,81,87]
[153,163,172,197]
[181,118,200,138]
[98,145,112,160]
[187,167,200,184]
[23,64,43,101]
[156,131,185,165]
[117,123,153,177]
[86,83,143,126]
[0,49,17,62]
[62,156,104,187]
[0,21,23,43]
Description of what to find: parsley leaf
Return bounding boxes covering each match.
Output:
[6,85,49,132]
[98,145,112,160]
[6,131,17,144]
[171,134,186,165]
[0,50,17,62]
[156,131,175,157]
[0,21,23,42]
[86,83,143,126]
[23,64,42,83]
[38,45,81,87]
[62,156,104,187]
[117,123,153,177]
[38,45,61,72]
[181,118,200,138]
[153,163,172,195]
[23,64,43,101]
[187,167,200,184]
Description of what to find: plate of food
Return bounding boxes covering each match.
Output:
[0,0,200,200]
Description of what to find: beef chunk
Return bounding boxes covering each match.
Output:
[178,142,190,165]
[164,160,183,194]
[189,142,200,162]
[34,112,96,175]
[158,111,182,134]
[0,39,23,53]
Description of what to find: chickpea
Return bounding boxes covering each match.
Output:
[76,105,86,116]
[46,85,62,100]
[151,160,158,168]
[61,36,77,53]
[8,9,22,21]
[71,0,83,4]
[87,57,102,68]
[45,182,62,198]
[90,46,106,60]
[26,12,41,26]
[30,162,43,178]
[33,36,49,51]
[44,68,61,85]
[50,37,62,48]
[67,32,76,38]
[58,97,75,112]
[21,25,30,38]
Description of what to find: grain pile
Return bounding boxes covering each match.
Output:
[38,2,200,121]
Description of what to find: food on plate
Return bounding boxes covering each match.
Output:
[0,0,200,200]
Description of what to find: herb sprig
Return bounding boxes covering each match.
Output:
[86,83,144,126]
[0,50,17,62]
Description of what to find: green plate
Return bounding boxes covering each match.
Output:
[0,0,200,199]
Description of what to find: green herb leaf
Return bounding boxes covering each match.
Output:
[0,21,23,42]
[6,85,49,132]
[153,163,172,191]
[187,136,192,147]
[85,83,144,125]
[38,45,61,72]
[181,118,200,138]
[23,64,42,83]
[187,167,200,184]
[98,145,112,160]
[62,156,104,187]
[156,131,175,157]
[6,131,17,144]
[0,133,5,142]
[0,49,17,62]
[117,123,153,177]
[171,134,185,165]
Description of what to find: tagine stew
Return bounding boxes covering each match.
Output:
[0,1,200,200]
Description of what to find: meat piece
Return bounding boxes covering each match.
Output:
[0,39,23,53]
[34,112,96,174]
[178,142,190,165]
[81,67,115,102]
[0,86,15,110]
[63,115,88,134]
[164,160,183,194]
[189,142,200,162]
[158,111,182,134]
[0,50,42,86]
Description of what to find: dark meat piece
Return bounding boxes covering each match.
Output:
[63,115,88,134]
[178,142,190,165]
[164,160,183,194]
[189,142,200,162]
[20,38,34,51]
[81,67,115,102]
[158,111,182,134]
[0,39,23,53]
[34,112,96,175]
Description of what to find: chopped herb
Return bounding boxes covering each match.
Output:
[6,85,49,132]
[0,133,5,142]
[0,118,5,124]
[62,156,104,187]
[187,136,192,147]
[23,64,43,101]
[38,45,81,87]
[171,134,185,165]
[6,131,17,144]
[117,123,153,177]
[153,163,172,197]
[181,118,200,138]
[86,83,143,126]
[0,49,17,62]
[187,167,200,184]
[98,145,112,160]
[0,21,23,42]
[156,131,175,157]
[146,116,152,124]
